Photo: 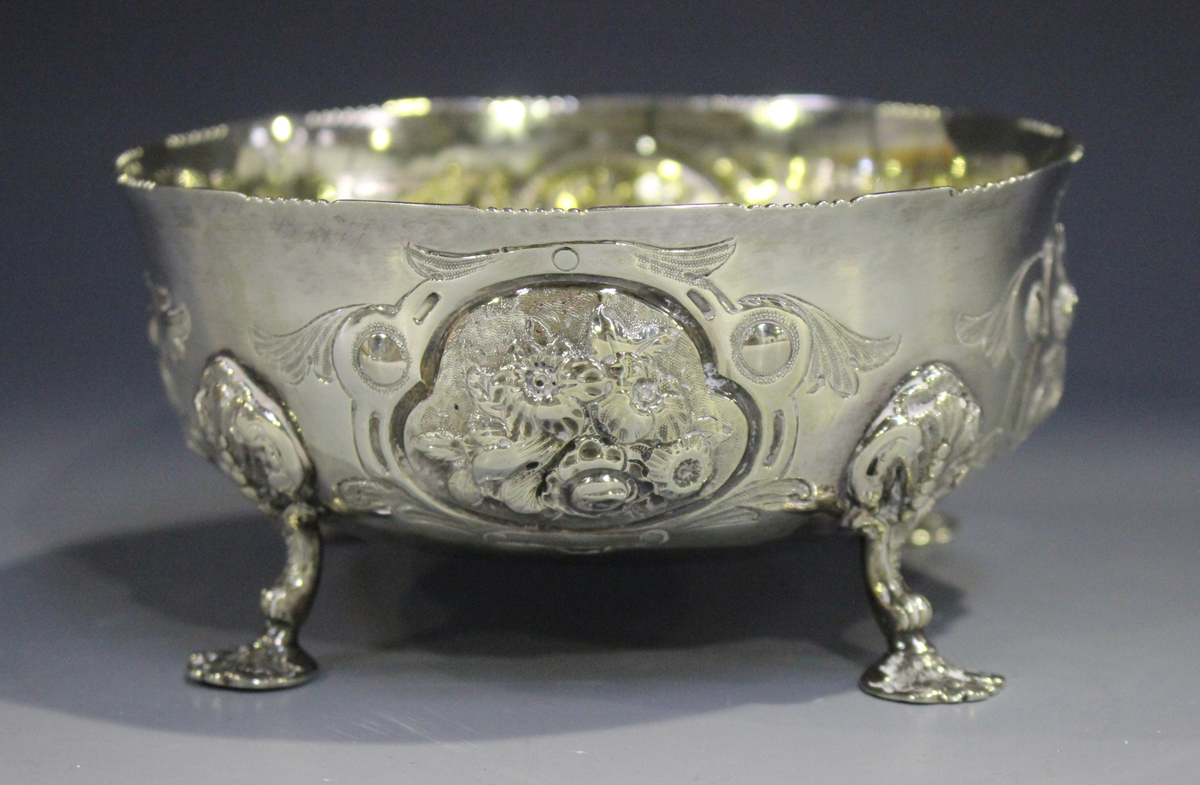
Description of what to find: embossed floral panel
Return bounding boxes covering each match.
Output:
[404,286,749,529]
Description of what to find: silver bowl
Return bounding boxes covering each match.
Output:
[118,94,1081,702]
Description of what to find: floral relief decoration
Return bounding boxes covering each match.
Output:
[404,287,747,527]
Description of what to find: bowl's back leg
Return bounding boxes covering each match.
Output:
[844,363,1005,704]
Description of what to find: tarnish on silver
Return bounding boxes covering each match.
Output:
[145,277,191,408]
[958,224,1077,463]
[844,363,1004,703]
[186,355,324,690]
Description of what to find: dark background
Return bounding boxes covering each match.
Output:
[3,0,1197,416]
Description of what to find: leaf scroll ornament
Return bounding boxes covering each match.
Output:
[739,294,900,398]
[632,238,898,398]
[956,224,1077,461]
[633,239,739,311]
[676,478,825,531]
[405,244,503,281]
[252,306,362,385]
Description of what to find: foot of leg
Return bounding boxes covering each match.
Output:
[187,502,323,691]
[860,631,1004,704]
[845,365,1005,704]
[187,621,318,690]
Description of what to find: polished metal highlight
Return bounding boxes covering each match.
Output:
[118,95,1082,700]
[845,363,1003,703]
[185,356,322,689]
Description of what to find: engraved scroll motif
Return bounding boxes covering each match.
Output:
[957,224,1077,463]
[146,278,191,407]
[635,243,900,398]
[252,238,896,403]
[190,354,314,512]
[328,476,471,532]
[251,237,894,532]
[249,246,504,388]
[405,245,504,281]
[672,477,833,532]
[251,306,357,386]
[405,287,746,527]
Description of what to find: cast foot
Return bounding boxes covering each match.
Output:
[860,632,1004,704]
[187,623,317,690]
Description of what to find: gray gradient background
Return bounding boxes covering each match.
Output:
[2,1,1198,782]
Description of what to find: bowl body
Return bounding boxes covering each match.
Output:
[120,95,1080,554]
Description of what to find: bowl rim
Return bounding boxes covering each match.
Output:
[115,93,1083,211]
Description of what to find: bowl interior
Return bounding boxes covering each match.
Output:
[117,95,1076,209]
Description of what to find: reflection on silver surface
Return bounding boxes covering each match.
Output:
[845,363,1004,703]
[118,94,1081,700]
[121,96,1045,208]
[185,356,322,689]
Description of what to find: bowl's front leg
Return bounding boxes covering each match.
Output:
[844,363,1004,704]
[187,502,323,690]
[184,355,325,690]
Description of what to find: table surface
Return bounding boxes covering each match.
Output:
[1,394,1197,784]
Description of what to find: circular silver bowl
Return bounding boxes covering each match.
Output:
[118,94,1081,702]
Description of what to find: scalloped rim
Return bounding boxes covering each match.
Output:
[114,94,1083,211]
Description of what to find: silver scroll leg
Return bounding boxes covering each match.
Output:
[844,363,1004,704]
[187,502,323,690]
